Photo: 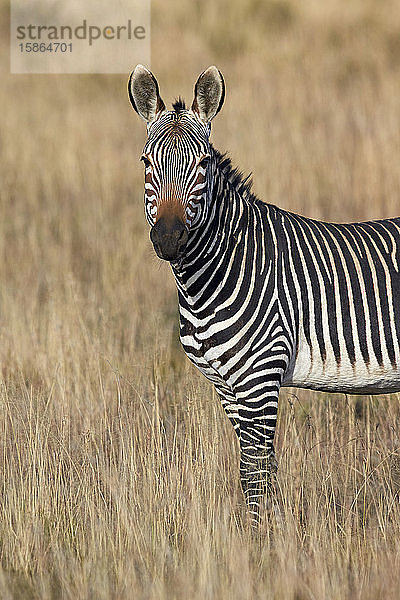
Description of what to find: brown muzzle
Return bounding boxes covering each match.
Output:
[150,216,188,261]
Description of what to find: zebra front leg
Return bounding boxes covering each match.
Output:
[215,384,240,439]
[238,389,279,525]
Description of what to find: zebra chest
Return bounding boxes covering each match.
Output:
[178,313,232,384]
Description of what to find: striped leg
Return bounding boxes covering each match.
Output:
[215,384,240,438]
[237,371,281,525]
[239,427,278,525]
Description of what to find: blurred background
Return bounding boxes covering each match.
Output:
[1,0,400,598]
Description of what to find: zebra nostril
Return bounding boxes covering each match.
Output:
[150,225,161,245]
[177,227,188,244]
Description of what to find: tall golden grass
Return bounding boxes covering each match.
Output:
[2,0,400,597]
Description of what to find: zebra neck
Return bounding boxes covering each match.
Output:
[172,149,275,310]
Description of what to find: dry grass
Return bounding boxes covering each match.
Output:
[2,0,400,597]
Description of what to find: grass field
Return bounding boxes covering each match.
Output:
[2,0,400,597]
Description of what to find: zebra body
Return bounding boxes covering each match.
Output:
[128,65,400,523]
[178,201,400,398]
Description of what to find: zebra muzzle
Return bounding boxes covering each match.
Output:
[150,216,188,262]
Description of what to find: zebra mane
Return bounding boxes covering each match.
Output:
[213,147,259,205]
[172,97,186,112]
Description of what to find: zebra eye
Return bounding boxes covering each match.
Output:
[141,155,152,169]
[199,156,210,169]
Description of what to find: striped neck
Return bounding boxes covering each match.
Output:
[172,147,274,303]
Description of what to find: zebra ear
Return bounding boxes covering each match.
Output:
[128,65,166,123]
[191,66,225,123]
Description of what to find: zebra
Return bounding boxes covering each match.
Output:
[127,64,400,524]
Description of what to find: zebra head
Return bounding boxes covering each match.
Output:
[128,65,225,262]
